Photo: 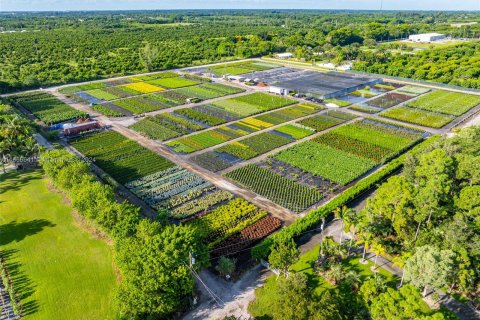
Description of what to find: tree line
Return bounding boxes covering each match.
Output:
[2,11,480,92]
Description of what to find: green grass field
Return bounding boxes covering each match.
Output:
[0,171,118,320]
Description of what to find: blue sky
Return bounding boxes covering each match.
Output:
[1,0,480,12]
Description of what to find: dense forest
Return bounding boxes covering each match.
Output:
[358,127,480,299]
[354,42,480,88]
[1,10,480,92]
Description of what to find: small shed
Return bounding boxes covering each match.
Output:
[276,52,293,59]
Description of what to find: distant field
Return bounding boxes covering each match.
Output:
[0,171,117,320]
[381,106,454,128]
[406,90,480,116]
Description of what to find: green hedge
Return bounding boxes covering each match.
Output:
[251,135,440,259]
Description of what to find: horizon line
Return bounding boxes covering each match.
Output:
[2,8,480,13]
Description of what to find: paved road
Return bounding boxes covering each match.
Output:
[184,265,270,320]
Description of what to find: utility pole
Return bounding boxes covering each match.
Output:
[319,218,326,257]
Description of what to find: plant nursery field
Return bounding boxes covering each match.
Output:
[182,110,351,172]
[405,90,480,116]
[68,130,281,255]
[381,106,454,128]
[166,97,317,153]
[222,118,423,212]
[208,61,281,75]
[10,92,87,125]
[70,131,174,183]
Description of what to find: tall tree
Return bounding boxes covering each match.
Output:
[404,245,455,296]
[116,220,208,318]
[268,234,299,277]
[273,272,312,320]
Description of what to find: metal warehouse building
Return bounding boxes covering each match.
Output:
[408,33,445,43]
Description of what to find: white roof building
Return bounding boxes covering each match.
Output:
[276,52,293,59]
[408,33,445,43]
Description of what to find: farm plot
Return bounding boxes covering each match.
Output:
[11,91,87,124]
[175,108,226,126]
[209,61,280,75]
[157,90,191,105]
[396,85,431,96]
[348,104,381,114]
[167,102,322,154]
[130,112,205,141]
[187,198,269,248]
[190,151,234,172]
[274,119,423,185]
[274,123,315,140]
[275,141,377,185]
[367,92,413,109]
[241,131,292,154]
[297,114,346,132]
[175,82,244,100]
[381,106,454,128]
[225,164,323,212]
[121,81,164,93]
[70,130,173,184]
[216,132,293,160]
[211,215,282,258]
[212,92,296,118]
[92,104,125,117]
[331,120,420,152]
[147,77,199,89]
[255,103,324,124]
[84,88,121,101]
[406,90,480,116]
[128,71,179,82]
[258,158,343,197]
[125,165,231,218]
[112,94,171,114]
[217,142,259,160]
[325,98,352,107]
[167,129,235,153]
[129,117,183,140]
[350,87,379,98]
[59,82,108,94]
[194,104,241,122]
[374,83,401,92]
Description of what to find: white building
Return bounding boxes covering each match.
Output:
[276,52,293,59]
[408,33,445,43]
[269,86,290,96]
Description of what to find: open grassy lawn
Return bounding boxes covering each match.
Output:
[0,171,118,320]
[249,244,403,319]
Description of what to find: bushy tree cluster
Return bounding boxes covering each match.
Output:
[0,102,40,171]
[355,42,480,89]
[358,126,480,297]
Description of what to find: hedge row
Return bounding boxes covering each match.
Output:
[251,135,440,259]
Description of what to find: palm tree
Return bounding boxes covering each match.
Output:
[357,232,372,264]
[334,205,355,245]
[372,243,386,271]
[392,253,411,288]
[345,270,362,292]
[327,263,344,285]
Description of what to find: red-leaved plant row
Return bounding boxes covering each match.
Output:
[211,215,282,257]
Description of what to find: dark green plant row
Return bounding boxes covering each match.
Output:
[251,135,440,259]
